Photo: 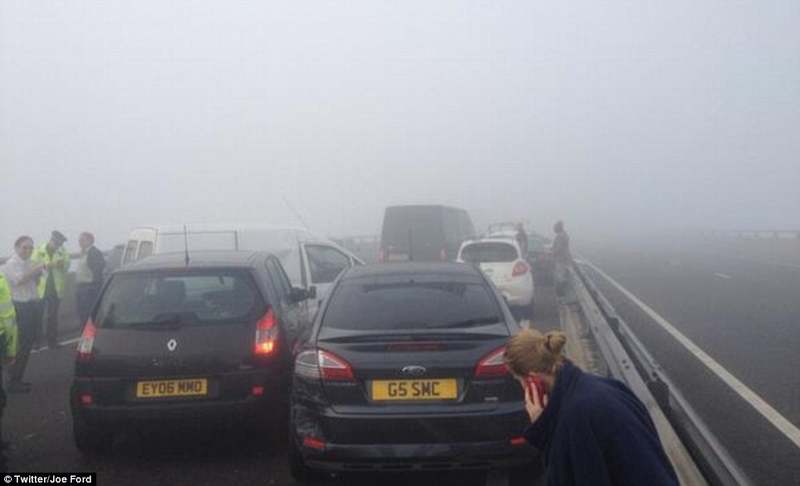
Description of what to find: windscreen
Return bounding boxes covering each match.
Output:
[460,242,518,263]
[95,271,263,328]
[321,279,501,332]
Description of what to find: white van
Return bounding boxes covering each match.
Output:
[121,224,364,315]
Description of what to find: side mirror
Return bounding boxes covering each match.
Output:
[290,287,311,303]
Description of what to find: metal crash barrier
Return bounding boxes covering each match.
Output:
[569,264,753,486]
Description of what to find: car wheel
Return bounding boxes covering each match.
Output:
[73,415,113,455]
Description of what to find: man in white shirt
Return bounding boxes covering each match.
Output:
[1,236,45,393]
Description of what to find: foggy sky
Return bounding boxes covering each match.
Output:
[2,1,798,253]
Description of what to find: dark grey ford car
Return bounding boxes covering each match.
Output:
[289,262,534,481]
[70,251,313,454]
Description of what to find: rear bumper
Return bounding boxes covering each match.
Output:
[497,280,534,307]
[292,402,535,471]
[71,371,288,428]
[304,440,535,472]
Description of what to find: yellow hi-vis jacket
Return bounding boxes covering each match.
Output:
[0,274,18,359]
[32,243,71,299]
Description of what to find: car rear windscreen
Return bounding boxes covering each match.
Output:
[95,270,263,329]
[321,279,500,332]
[460,242,518,263]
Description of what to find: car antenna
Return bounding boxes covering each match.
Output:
[183,224,190,267]
[282,195,310,230]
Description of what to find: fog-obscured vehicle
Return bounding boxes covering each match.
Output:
[458,238,535,318]
[121,224,364,316]
[288,263,533,480]
[379,205,476,262]
[70,251,313,454]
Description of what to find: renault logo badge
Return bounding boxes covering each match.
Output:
[167,339,177,352]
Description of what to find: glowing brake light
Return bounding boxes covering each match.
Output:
[77,319,97,363]
[512,261,529,277]
[254,308,279,356]
[475,346,509,378]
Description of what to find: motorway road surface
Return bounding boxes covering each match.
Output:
[581,242,800,485]
[4,287,561,485]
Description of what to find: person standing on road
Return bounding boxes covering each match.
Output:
[516,223,529,258]
[552,221,573,300]
[0,273,19,472]
[1,236,45,393]
[504,329,679,486]
[32,231,70,349]
[75,232,105,327]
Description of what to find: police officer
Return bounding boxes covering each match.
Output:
[32,231,70,349]
[0,273,19,472]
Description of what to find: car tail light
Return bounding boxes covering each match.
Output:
[440,248,448,261]
[254,308,279,356]
[79,393,93,406]
[76,319,97,363]
[294,349,355,382]
[303,436,326,450]
[251,385,265,396]
[475,346,509,378]
[510,436,527,446]
[512,261,529,277]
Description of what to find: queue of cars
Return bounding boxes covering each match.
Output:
[70,207,550,482]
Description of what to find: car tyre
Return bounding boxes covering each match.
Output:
[73,415,113,456]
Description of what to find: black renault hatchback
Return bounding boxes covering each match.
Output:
[70,251,313,454]
[289,262,533,480]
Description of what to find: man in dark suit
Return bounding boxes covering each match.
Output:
[75,232,106,327]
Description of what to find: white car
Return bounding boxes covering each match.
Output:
[457,237,535,317]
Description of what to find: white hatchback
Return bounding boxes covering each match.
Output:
[457,237,535,317]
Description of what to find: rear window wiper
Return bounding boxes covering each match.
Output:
[424,316,501,329]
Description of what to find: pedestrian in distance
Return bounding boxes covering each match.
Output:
[504,329,679,486]
[0,273,19,472]
[1,236,44,393]
[31,231,70,349]
[552,221,573,301]
[75,232,105,327]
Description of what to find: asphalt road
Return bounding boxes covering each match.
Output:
[580,242,800,485]
[3,286,560,486]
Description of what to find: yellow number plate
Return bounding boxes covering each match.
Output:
[136,379,208,398]
[371,379,457,401]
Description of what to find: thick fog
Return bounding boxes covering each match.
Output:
[2,1,798,252]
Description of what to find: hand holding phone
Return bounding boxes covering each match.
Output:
[522,375,548,423]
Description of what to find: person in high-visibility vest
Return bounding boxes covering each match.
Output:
[0,273,19,472]
[31,231,70,349]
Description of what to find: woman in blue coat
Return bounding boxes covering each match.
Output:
[504,329,679,486]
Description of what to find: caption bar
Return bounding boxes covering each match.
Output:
[3,474,95,485]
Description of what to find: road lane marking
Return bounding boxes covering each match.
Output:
[30,337,81,354]
[585,261,800,450]
[713,273,733,280]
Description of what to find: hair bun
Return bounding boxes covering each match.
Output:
[545,331,567,355]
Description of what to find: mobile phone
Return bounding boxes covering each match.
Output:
[526,376,546,404]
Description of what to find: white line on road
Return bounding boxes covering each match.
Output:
[585,261,800,450]
[713,273,733,280]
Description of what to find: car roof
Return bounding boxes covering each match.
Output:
[342,262,482,280]
[463,236,521,248]
[118,250,271,272]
